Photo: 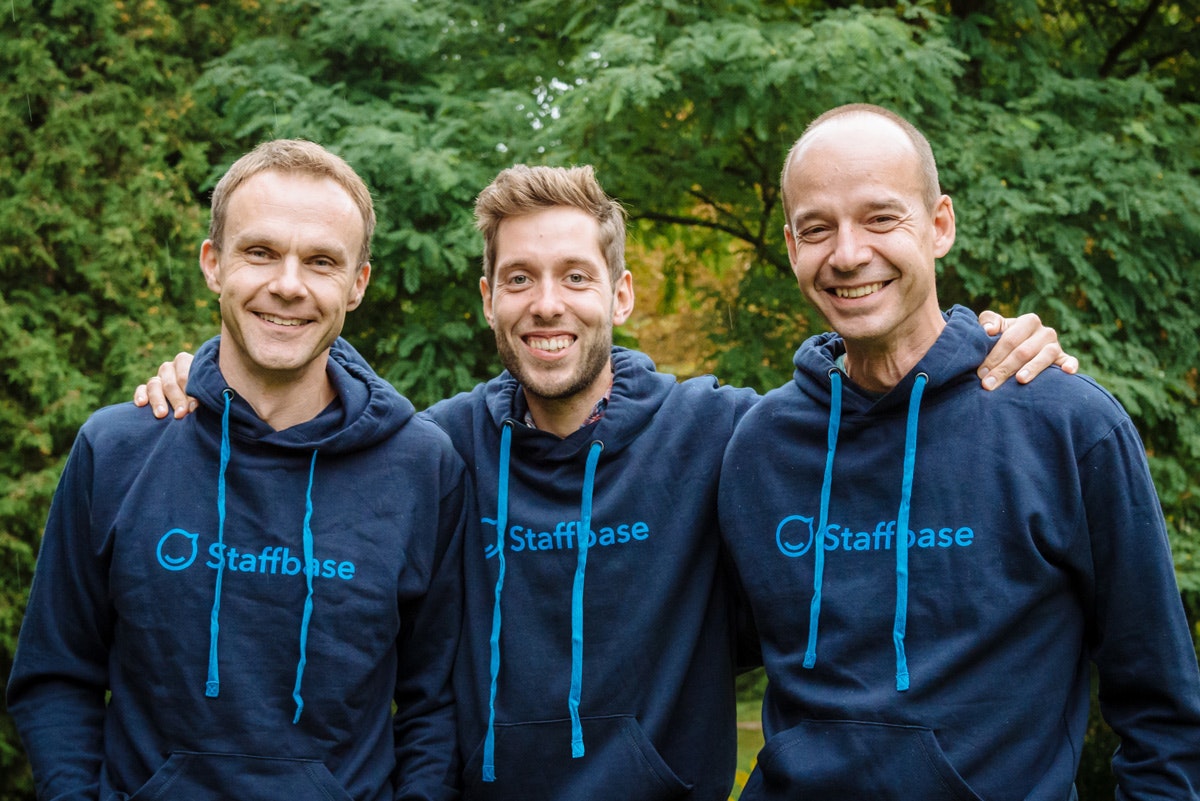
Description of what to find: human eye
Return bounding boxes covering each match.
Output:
[501,272,530,288]
[865,203,909,229]
[796,224,831,243]
[867,214,902,231]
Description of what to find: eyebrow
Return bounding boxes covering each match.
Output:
[231,231,352,261]
[791,197,910,226]
[496,255,603,271]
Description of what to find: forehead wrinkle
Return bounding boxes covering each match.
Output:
[224,172,365,259]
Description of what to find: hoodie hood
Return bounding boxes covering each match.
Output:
[792,305,990,416]
[479,347,674,462]
[188,336,416,454]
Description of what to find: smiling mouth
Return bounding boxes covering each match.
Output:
[256,312,307,327]
[833,282,885,299]
[526,335,574,352]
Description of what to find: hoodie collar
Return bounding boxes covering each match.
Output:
[188,336,415,454]
[483,347,673,461]
[793,305,991,414]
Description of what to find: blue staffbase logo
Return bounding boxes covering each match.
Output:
[483,517,651,558]
[776,514,975,558]
[155,528,357,580]
[157,528,199,570]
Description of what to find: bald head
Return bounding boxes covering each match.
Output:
[781,104,941,222]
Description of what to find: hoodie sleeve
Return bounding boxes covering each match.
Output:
[391,442,470,801]
[6,425,111,801]
[1082,415,1200,797]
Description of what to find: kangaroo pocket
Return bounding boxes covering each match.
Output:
[747,719,983,801]
[125,751,354,801]
[464,715,692,801]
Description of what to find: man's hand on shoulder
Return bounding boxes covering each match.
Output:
[977,310,1079,390]
[132,352,196,419]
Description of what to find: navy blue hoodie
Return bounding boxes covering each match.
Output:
[719,307,1200,800]
[424,347,758,801]
[8,337,468,801]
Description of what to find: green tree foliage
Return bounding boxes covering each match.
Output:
[1,1,1196,798]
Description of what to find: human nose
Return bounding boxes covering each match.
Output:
[829,224,871,272]
[268,255,307,299]
[529,280,565,319]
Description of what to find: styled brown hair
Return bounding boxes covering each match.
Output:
[475,164,627,285]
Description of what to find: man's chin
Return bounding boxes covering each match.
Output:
[510,362,604,404]
[497,336,612,402]
[515,372,582,402]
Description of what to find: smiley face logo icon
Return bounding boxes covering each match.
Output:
[156,529,199,571]
[776,515,815,558]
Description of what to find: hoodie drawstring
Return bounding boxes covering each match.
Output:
[206,389,235,698]
[293,449,319,722]
[204,389,321,722]
[893,373,927,691]
[570,440,604,759]
[807,370,927,693]
[804,370,842,670]
[482,422,514,783]
[482,429,604,781]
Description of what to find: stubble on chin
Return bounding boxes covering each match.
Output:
[495,330,612,403]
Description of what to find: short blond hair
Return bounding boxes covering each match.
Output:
[209,139,375,265]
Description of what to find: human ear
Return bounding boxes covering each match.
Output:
[480,276,495,327]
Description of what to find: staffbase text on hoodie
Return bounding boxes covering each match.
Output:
[483,517,650,557]
[157,529,359,580]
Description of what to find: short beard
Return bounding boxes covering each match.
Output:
[495,329,613,403]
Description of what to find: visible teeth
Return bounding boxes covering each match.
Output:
[259,313,304,326]
[528,335,572,352]
[835,283,883,299]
